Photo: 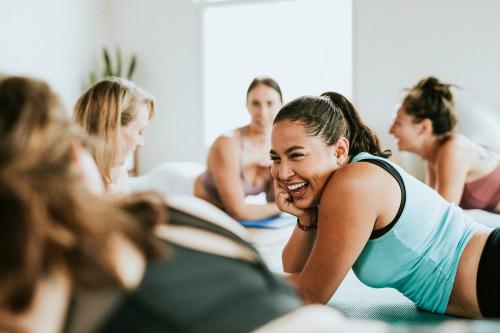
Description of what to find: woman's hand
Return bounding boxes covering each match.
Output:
[274,184,317,226]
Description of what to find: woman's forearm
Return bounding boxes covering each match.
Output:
[226,202,281,220]
[282,225,316,273]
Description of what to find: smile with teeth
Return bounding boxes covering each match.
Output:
[287,182,308,192]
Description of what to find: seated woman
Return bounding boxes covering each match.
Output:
[389,77,500,212]
[194,77,283,220]
[271,91,499,318]
[74,77,155,194]
[0,77,365,333]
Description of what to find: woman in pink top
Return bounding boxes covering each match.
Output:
[390,77,500,212]
[194,77,283,220]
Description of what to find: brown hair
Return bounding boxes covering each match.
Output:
[0,76,166,313]
[0,77,68,168]
[246,76,283,103]
[274,92,390,158]
[74,77,155,184]
[402,76,457,135]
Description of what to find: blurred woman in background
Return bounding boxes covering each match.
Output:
[74,77,155,194]
[390,77,500,212]
[194,76,283,220]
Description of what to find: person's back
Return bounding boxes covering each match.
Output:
[91,205,301,333]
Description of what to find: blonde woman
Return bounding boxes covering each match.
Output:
[74,77,155,194]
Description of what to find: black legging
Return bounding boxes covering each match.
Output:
[476,228,500,317]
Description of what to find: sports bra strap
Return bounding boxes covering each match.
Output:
[355,158,406,239]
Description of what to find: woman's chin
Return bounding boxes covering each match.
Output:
[292,196,314,210]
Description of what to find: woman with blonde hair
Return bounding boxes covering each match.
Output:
[74,77,155,193]
[0,76,164,333]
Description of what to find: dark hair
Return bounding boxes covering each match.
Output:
[274,91,390,158]
[402,76,457,135]
[246,76,283,103]
[0,77,68,167]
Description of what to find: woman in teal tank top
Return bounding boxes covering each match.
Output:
[269,91,499,318]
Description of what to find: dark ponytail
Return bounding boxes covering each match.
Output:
[274,92,390,158]
[402,76,457,135]
[321,92,390,158]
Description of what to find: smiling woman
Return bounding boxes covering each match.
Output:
[271,91,500,319]
[74,77,155,194]
[389,77,500,212]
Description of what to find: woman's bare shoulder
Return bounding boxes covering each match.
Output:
[208,129,243,163]
[324,161,389,196]
[437,134,472,161]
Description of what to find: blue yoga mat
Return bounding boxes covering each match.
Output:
[239,213,296,229]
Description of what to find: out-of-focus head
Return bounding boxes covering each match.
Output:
[0,76,166,316]
[246,76,283,133]
[74,77,155,184]
[0,76,68,165]
[0,76,112,314]
[390,76,457,151]
[0,76,104,194]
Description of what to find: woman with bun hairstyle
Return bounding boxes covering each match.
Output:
[389,77,500,212]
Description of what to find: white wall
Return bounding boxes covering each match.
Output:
[0,0,109,109]
[203,0,352,145]
[353,0,500,178]
[3,0,499,176]
[109,0,204,172]
[123,0,500,175]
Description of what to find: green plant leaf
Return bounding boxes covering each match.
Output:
[116,47,122,77]
[103,47,113,77]
[127,55,137,80]
[89,71,97,85]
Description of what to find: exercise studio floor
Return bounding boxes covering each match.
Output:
[247,224,500,333]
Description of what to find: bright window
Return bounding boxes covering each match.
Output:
[202,0,352,145]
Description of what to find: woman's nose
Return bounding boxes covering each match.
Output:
[278,162,294,180]
[389,122,396,135]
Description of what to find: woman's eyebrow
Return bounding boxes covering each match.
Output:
[270,146,304,156]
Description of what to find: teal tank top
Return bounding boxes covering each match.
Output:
[351,152,480,314]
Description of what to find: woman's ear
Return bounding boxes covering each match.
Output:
[419,119,434,136]
[334,137,350,166]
